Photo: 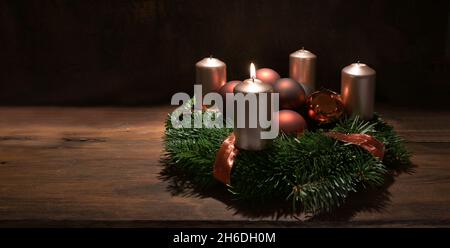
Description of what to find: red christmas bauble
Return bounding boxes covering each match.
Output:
[278,110,307,135]
[256,68,280,85]
[307,90,344,124]
[218,80,241,100]
[218,80,241,115]
[273,78,306,110]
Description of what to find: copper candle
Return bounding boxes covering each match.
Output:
[233,63,274,151]
[195,56,227,95]
[289,48,317,96]
[341,62,376,120]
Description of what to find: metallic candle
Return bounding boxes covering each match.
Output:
[289,48,317,96]
[195,56,227,95]
[341,62,376,120]
[234,63,274,151]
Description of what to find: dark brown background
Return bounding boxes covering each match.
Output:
[0,0,449,107]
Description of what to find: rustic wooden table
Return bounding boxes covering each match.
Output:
[0,106,449,227]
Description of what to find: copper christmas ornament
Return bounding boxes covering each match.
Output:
[278,110,307,135]
[273,78,306,110]
[218,80,241,116]
[218,80,241,101]
[307,90,344,124]
[256,68,280,85]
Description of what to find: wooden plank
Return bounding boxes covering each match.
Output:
[0,106,449,227]
[376,105,450,143]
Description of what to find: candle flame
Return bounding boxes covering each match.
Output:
[250,63,256,80]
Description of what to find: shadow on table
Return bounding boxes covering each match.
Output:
[159,162,416,221]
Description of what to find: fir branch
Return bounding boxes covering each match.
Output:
[163,112,411,214]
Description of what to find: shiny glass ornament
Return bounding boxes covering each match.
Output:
[307,90,344,124]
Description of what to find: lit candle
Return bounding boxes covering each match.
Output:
[195,56,227,95]
[341,62,376,120]
[289,48,317,96]
[233,63,274,151]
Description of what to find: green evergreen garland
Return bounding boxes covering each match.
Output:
[163,104,411,214]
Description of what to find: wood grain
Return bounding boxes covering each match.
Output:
[0,106,449,227]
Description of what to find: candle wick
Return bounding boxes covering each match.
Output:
[209,55,213,60]
[301,46,304,51]
[252,77,255,82]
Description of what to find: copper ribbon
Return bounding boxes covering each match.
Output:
[213,131,385,185]
[213,133,239,185]
[324,131,385,159]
